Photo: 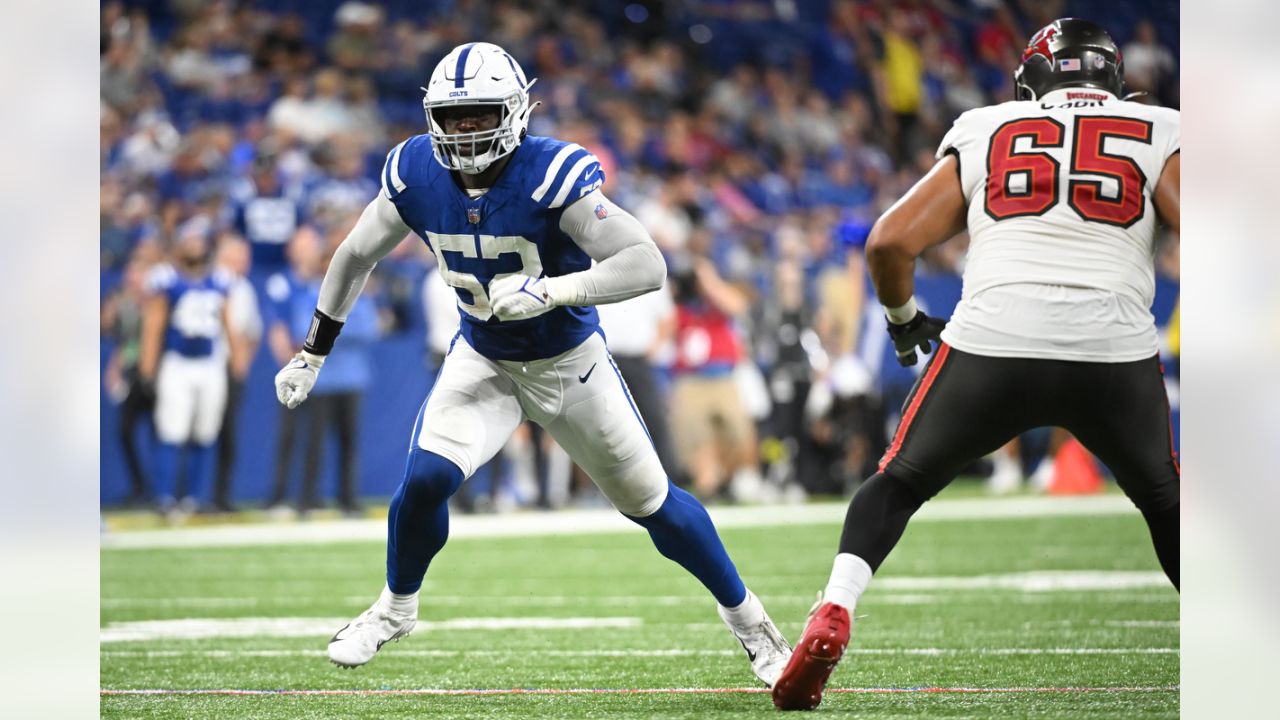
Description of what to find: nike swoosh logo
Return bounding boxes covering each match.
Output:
[739,637,757,662]
[328,623,350,645]
[578,363,597,384]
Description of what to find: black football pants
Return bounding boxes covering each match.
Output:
[838,344,1180,588]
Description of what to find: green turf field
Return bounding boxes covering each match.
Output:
[101,499,1178,718]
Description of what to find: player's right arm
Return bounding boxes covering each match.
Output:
[274,193,410,408]
[1154,152,1179,235]
[865,154,967,365]
[137,293,167,393]
[137,268,172,400]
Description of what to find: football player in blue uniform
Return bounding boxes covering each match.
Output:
[139,227,246,519]
[274,43,792,686]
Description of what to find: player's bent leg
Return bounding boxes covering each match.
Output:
[332,341,524,669]
[836,471,932,571]
[1071,434,1180,589]
[625,480,744,606]
[1068,356,1181,590]
[625,481,792,687]
[772,471,928,711]
[387,448,465,594]
[778,348,1031,710]
[543,338,791,686]
[328,449,463,669]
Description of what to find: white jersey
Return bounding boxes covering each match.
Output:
[936,88,1179,362]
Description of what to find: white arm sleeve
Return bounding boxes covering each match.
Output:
[316,193,412,320]
[546,189,667,306]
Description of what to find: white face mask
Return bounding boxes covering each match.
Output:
[426,105,516,175]
[422,42,538,174]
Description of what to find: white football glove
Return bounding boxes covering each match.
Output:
[488,274,559,321]
[274,351,325,409]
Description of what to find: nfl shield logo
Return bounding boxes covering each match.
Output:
[467,207,481,225]
[594,203,608,220]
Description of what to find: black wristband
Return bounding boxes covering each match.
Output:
[303,309,344,356]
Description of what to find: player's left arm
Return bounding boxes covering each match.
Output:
[1153,152,1179,235]
[865,154,967,365]
[489,189,666,320]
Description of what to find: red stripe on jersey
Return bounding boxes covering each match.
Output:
[879,343,952,473]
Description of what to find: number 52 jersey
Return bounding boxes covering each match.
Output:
[936,88,1179,362]
[382,133,606,362]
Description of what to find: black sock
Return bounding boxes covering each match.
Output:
[837,472,927,572]
[1140,503,1180,590]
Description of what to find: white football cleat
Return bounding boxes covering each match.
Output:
[327,597,417,668]
[719,590,793,687]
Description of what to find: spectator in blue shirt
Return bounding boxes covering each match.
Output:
[230,144,303,281]
[267,225,381,516]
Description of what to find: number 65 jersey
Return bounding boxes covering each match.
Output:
[937,88,1179,362]
[382,134,605,362]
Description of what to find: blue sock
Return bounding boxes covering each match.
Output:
[386,449,464,594]
[153,442,181,501]
[626,481,747,607]
[184,443,214,501]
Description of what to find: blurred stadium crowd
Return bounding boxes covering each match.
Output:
[100,0,1180,514]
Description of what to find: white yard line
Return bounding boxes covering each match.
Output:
[102,495,1137,549]
[101,685,1178,696]
[101,647,1179,659]
[102,571,1175,611]
[100,616,640,643]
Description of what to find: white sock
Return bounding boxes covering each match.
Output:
[720,589,764,626]
[823,553,873,611]
[379,585,419,616]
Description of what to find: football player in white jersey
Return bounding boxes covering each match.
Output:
[773,19,1180,710]
[273,42,791,687]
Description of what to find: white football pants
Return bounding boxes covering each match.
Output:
[154,351,227,445]
[413,332,668,517]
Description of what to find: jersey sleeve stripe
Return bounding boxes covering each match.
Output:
[389,142,407,193]
[381,151,394,199]
[547,155,599,208]
[382,141,408,200]
[530,144,585,202]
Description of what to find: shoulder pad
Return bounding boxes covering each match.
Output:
[526,137,606,210]
[381,134,435,201]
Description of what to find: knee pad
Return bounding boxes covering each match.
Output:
[1123,467,1180,514]
[401,448,465,505]
[599,458,669,518]
[881,465,945,504]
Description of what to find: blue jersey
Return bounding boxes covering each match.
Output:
[230,178,303,271]
[147,264,232,358]
[382,134,606,361]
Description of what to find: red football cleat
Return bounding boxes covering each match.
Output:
[771,602,851,710]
